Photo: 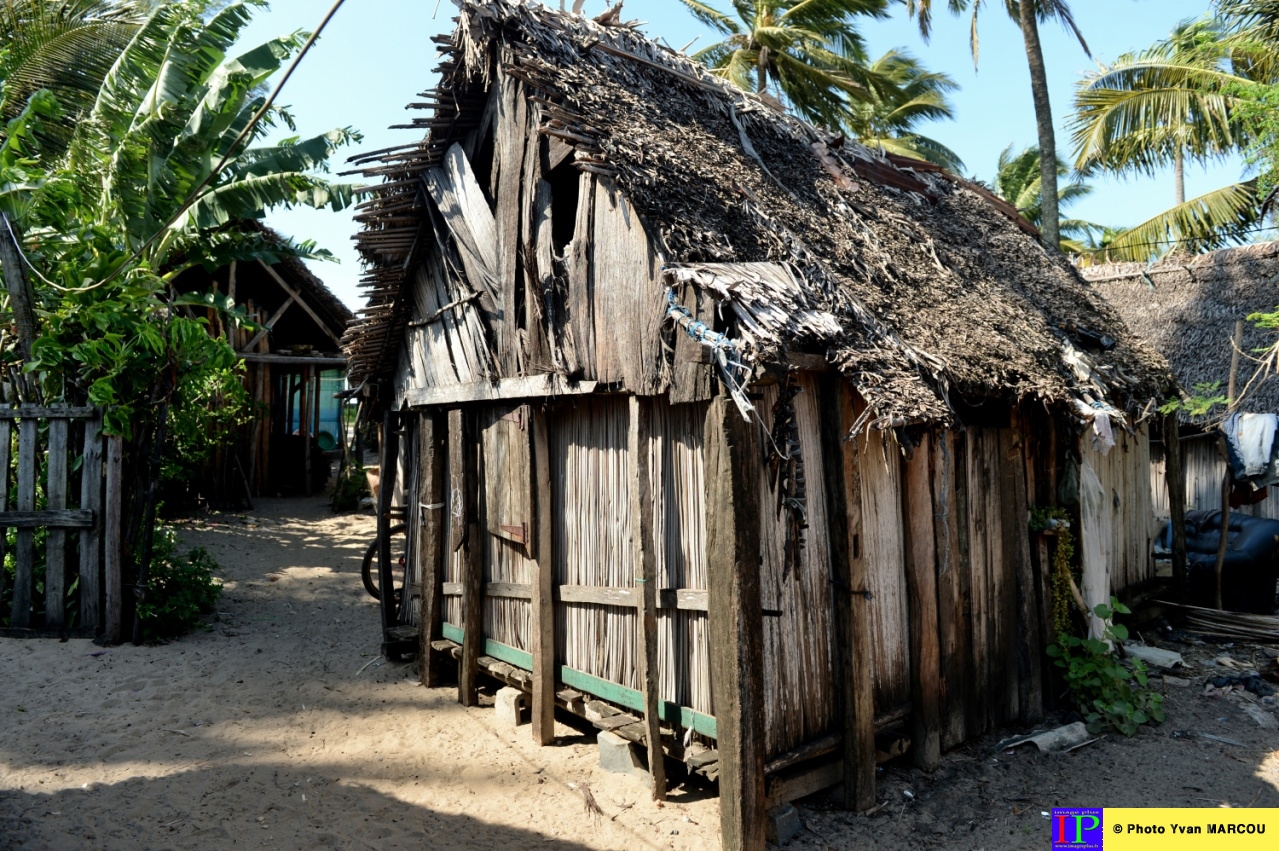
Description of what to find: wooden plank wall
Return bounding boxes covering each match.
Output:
[1081,425,1156,596]
[480,405,535,651]
[756,376,838,760]
[1150,433,1279,524]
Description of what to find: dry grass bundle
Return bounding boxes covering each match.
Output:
[1159,601,1279,642]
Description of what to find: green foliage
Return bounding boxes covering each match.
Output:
[1158,381,1230,417]
[1046,598,1166,736]
[135,526,222,640]
[992,143,1102,251]
[331,456,369,513]
[845,49,964,172]
[1030,506,1077,637]
[162,363,252,500]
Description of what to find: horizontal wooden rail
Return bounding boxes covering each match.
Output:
[439,581,709,611]
[0,510,94,528]
[438,624,717,738]
[0,407,98,419]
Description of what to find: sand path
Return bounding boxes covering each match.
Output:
[0,496,719,850]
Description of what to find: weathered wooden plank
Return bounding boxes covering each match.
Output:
[630,396,666,799]
[592,183,665,394]
[902,435,941,770]
[705,395,766,849]
[669,282,715,404]
[12,418,36,628]
[0,510,95,528]
[932,430,971,750]
[860,424,910,711]
[0,419,9,615]
[459,410,484,707]
[103,435,124,644]
[837,386,877,811]
[530,406,555,745]
[419,413,447,686]
[441,581,709,611]
[0,407,98,419]
[43,419,69,628]
[965,429,993,735]
[566,172,596,378]
[996,429,1021,724]
[406,375,599,408]
[79,415,104,630]
[377,411,401,637]
[556,584,634,607]
[1008,422,1043,724]
[519,113,551,372]
[494,67,528,376]
[256,261,342,347]
[482,404,533,549]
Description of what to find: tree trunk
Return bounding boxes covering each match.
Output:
[1174,147,1185,206]
[757,45,769,95]
[0,211,38,364]
[1018,3,1060,251]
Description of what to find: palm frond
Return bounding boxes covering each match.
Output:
[1095,180,1261,261]
[676,0,741,35]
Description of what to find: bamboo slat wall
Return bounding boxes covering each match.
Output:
[756,378,838,760]
[1150,435,1279,523]
[1081,425,1156,594]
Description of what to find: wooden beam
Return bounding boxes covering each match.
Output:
[0,420,9,621]
[103,435,124,644]
[44,420,69,628]
[531,406,555,745]
[302,366,314,497]
[12,418,36,628]
[440,582,709,611]
[241,293,296,353]
[704,395,766,851]
[419,413,447,687]
[406,375,599,408]
[377,411,402,636]
[1009,419,1044,724]
[0,406,98,419]
[630,396,667,800]
[838,386,877,811]
[1163,413,1187,604]
[453,409,484,706]
[0,510,95,528]
[258,259,343,347]
[238,353,346,367]
[79,414,104,631]
[902,435,942,770]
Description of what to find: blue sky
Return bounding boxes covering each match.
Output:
[235,0,1236,308]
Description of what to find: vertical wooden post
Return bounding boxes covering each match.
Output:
[12,417,36,628]
[1008,422,1044,724]
[103,435,124,644]
[704,395,765,850]
[1163,413,1187,603]
[377,410,401,634]
[629,396,667,799]
[530,406,557,743]
[454,408,484,706]
[419,412,448,686]
[45,419,69,628]
[0,419,10,616]
[902,434,942,770]
[79,414,104,631]
[302,367,314,497]
[837,388,877,811]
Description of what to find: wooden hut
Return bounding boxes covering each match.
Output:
[343,3,1172,846]
[1084,242,1279,523]
[173,221,353,501]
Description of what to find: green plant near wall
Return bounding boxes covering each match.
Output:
[1046,598,1166,736]
[134,526,222,640]
[1030,506,1077,636]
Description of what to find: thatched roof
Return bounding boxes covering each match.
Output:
[344,0,1170,425]
[1083,241,1279,417]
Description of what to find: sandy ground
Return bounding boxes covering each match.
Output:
[0,497,720,850]
[2,495,1278,850]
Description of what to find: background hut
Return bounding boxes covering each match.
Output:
[343,3,1171,847]
[1084,242,1279,523]
[172,221,353,503]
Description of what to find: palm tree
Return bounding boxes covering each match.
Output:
[846,49,964,172]
[0,1,156,151]
[905,0,1091,252]
[678,0,891,132]
[1069,16,1273,260]
[992,144,1100,253]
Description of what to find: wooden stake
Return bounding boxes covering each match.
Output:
[454,409,484,707]
[377,410,401,634]
[704,395,766,850]
[530,406,556,744]
[44,419,68,628]
[12,418,36,628]
[419,413,447,686]
[0,419,10,618]
[902,435,941,770]
[629,396,666,800]
[1163,414,1188,603]
[103,435,124,644]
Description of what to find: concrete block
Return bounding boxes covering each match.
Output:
[597,730,649,781]
[495,686,528,727]
[766,803,802,846]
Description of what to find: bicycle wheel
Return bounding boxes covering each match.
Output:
[362,523,408,601]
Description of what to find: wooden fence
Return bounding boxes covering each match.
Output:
[0,405,123,639]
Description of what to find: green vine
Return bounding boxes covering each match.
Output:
[1031,506,1077,637]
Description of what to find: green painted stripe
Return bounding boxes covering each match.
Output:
[437,625,715,738]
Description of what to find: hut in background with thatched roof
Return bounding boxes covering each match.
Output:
[1084,242,1279,523]
[343,3,1172,846]
[170,221,353,504]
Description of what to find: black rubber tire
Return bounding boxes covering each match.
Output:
[362,523,407,601]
